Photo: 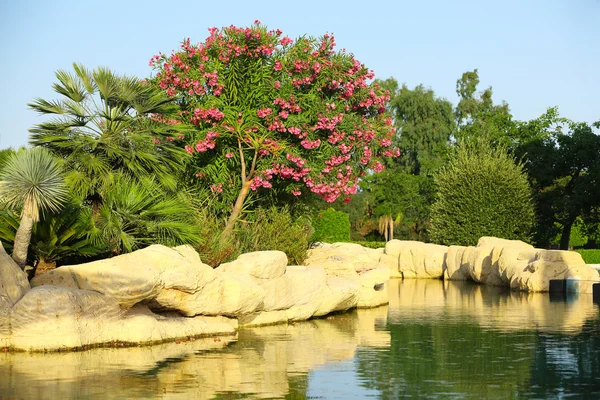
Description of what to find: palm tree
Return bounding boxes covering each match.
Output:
[0,199,104,275]
[28,63,190,204]
[90,174,199,255]
[0,148,68,269]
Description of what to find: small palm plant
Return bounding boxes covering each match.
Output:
[0,148,68,269]
[91,174,199,255]
[28,63,190,204]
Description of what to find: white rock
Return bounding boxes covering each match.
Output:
[314,276,360,317]
[31,244,215,308]
[444,246,469,281]
[1,241,30,347]
[217,251,287,279]
[356,267,390,308]
[378,253,401,278]
[8,286,236,352]
[152,272,266,317]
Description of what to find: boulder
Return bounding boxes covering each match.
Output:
[510,250,599,292]
[216,251,287,279]
[0,241,30,305]
[378,253,401,278]
[357,267,390,307]
[255,265,326,314]
[30,245,267,317]
[384,240,416,258]
[1,241,30,347]
[314,276,360,317]
[497,247,538,284]
[151,272,266,317]
[444,246,470,281]
[8,286,236,352]
[469,238,534,285]
[398,242,448,279]
[304,244,390,307]
[31,245,216,308]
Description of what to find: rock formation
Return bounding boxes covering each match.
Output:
[2,242,390,351]
[381,237,599,292]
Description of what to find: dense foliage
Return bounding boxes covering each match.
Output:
[429,140,535,246]
[312,208,351,243]
[150,22,398,232]
[195,206,312,267]
[29,64,188,202]
[574,249,600,264]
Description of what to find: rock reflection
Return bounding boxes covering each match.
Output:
[0,305,389,399]
[389,278,599,333]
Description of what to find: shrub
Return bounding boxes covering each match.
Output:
[574,249,600,264]
[429,140,535,246]
[237,206,312,265]
[312,208,351,243]
[351,241,386,249]
[195,211,240,268]
[195,206,313,267]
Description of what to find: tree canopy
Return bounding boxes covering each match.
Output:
[150,22,398,233]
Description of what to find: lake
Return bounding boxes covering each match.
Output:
[1,279,599,399]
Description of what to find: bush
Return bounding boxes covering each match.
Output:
[237,206,312,265]
[312,208,351,243]
[351,241,386,249]
[196,206,313,267]
[429,140,535,246]
[574,249,600,264]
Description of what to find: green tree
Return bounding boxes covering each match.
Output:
[150,23,397,236]
[364,83,454,241]
[429,139,534,246]
[518,121,600,248]
[393,84,455,175]
[0,200,104,274]
[28,63,189,204]
[0,148,68,269]
[312,208,351,243]
[455,69,516,145]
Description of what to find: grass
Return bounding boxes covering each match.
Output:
[574,249,600,264]
[350,241,387,249]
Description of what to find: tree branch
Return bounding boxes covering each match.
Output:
[238,138,246,182]
[247,148,259,180]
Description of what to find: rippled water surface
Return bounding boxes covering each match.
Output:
[2,279,600,399]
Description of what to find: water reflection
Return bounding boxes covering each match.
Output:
[1,279,599,399]
[0,305,389,399]
[355,279,600,399]
[390,279,599,334]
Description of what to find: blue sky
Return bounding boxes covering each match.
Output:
[0,0,598,149]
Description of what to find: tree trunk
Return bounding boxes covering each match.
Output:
[222,180,252,239]
[389,218,394,241]
[12,214,34,270]
[35,258,57,276]
[559,218,575,250]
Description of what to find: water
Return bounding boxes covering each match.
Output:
[1,279,599,399]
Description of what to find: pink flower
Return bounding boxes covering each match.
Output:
[185,145,194,154]
[274,80,281,89]
[257,108,272,118]
[225,153,234,159]
[280,37,293,46]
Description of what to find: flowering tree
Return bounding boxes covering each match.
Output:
[151,22,398,235]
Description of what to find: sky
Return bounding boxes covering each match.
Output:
[0,0,598,149]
